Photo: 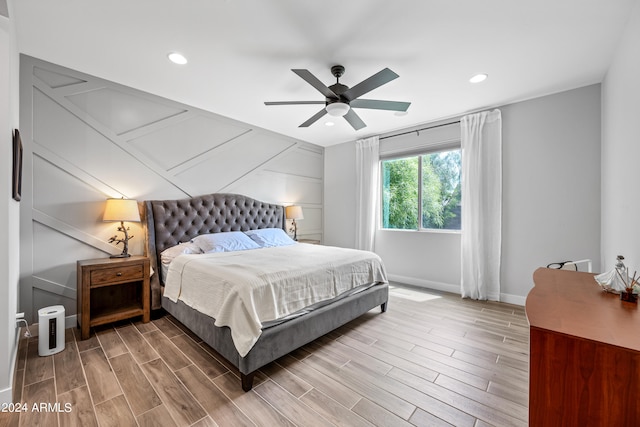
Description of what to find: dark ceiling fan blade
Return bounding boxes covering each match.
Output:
[350,99,411,111]
[292,69,338,99]
[342,68,399,102]
[265,101,325,106]
[343,109,366,130]
[299,108,328,127]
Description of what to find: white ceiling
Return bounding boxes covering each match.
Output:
[12,0,637,147]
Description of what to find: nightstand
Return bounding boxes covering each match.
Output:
[77,256,150,340]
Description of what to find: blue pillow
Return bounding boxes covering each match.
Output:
[193,231,260,253]
[245,228,296,247]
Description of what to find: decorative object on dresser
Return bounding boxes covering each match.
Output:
[595,255,640,302]
[103,197,140,258]
[76,256,150,340]
[285,205,303,241]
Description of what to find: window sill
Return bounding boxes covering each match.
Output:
[378,228,461,235]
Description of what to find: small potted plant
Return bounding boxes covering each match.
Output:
[618,269,639,303]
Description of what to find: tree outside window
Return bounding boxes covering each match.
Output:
[381,149,461,230]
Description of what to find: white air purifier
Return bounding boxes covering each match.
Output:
[38,305,65,356]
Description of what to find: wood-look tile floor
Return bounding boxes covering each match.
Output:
[1,285,529,427]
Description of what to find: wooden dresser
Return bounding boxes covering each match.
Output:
[526,268,640,426]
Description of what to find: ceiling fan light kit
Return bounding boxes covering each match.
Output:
[265,65,411,130]
[325,102,350,117]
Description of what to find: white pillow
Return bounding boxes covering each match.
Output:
[160,240,203,265]
[193,231,260,253]
[245,228,296,248]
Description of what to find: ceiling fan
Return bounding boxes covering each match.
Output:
[265,65,411,130]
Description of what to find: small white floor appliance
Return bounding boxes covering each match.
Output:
[38,305,65,356]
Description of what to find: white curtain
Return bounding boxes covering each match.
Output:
[355,136,380,252]
[460,110,502,300]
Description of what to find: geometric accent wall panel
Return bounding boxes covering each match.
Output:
[228,170,322,206]
[33,155,112,233]
[66,87,186,135]
[31,154,147,256]
[34,66,86,89]
[31,222,100,292]
[33,88,186,200]
[265,146,323,179]
[20,55,324,323]
[174,132,295,195]
[129,115,250,170]
[32,288,75,321]
[31,222,109,318]
[297,207,323,234]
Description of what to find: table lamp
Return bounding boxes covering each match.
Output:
[103,198,140,258]
[285,205,304,241]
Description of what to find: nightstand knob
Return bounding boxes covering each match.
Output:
[116,272,122,276]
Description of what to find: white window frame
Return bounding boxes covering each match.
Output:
[380,144,462,233]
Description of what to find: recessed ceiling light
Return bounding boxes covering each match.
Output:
[168,52,188,65]
[469,73,488,83]
[325,121,335,127]
[394,111,408,117]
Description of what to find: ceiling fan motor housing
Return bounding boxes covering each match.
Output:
[331,65,345,79]
[326,83,349,106]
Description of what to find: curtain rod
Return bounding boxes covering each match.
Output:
[379,120,460,140]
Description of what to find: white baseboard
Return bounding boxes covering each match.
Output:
[388,274,526,306]
[65,314,77,329]
[387,274,461,295]
[2,325,22,405]
[0,385,11,405]
[499,293,526,306]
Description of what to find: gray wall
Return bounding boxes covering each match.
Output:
[19,55,324,324]
[602,0,640,273]
[323,142,357,249]
[324,84,602,303]
[0,5,20,405]
[501,85,601,301]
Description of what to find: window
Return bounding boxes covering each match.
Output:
[381,148,461,230]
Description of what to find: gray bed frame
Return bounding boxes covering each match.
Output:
[144,193,388,391]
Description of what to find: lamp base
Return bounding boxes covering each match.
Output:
[110,253,131,259]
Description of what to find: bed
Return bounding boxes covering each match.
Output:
[143,193,389,391]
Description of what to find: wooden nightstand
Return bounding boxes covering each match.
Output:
[77,256,150,340]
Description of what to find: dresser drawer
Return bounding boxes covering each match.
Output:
[90,264,144,286]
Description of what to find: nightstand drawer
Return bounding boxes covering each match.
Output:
[91,264,143,286]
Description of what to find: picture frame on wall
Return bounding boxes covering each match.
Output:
[12,129,22,202]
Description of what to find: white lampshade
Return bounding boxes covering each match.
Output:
[285,205,304,220]
[103,198,141,222]
[325,102,350,117]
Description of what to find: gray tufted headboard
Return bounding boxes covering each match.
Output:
[143,193,285,309]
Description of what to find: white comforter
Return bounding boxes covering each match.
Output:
[163,243,387,356]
